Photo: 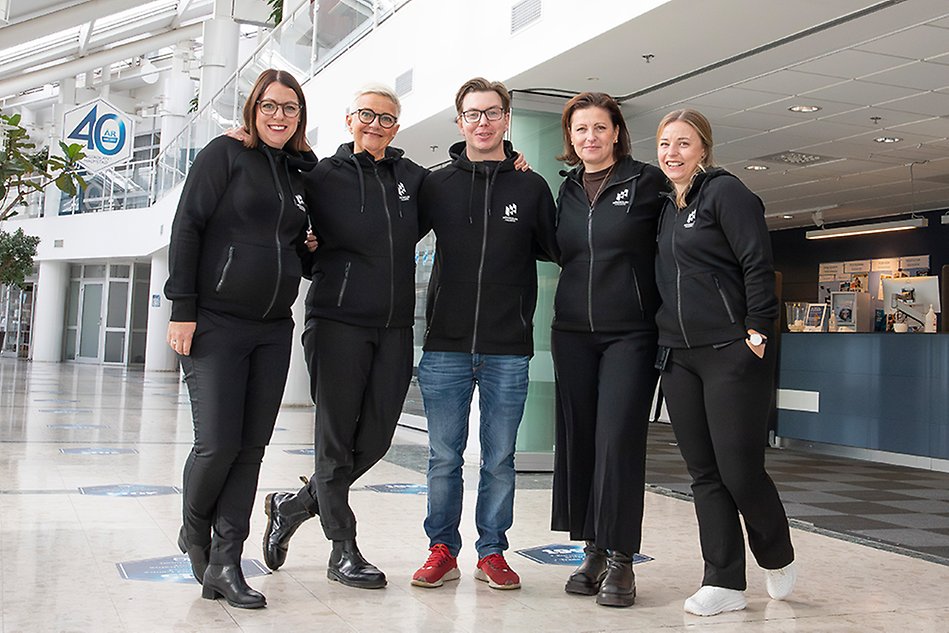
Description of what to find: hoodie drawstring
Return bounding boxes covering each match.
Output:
[350,154,366,213]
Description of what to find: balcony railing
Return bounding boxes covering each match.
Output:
[9,0,410,221]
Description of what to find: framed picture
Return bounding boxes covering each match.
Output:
[803,303,828,332]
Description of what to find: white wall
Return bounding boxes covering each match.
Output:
[300,0,668,157]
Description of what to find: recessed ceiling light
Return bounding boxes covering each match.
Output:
[586,76,600,81]
[874,136,901,143]
[782,215,793,219]
[788,105,821,113]
[744,164,768,171]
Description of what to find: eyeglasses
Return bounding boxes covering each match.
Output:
[257,100,302,118]
[354,108,398,129]
[458,107,506,124]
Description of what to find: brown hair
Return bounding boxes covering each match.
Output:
[241,69,309,152]
[557,92,631,166]
[453,77,511,115]
[656,108,714,208]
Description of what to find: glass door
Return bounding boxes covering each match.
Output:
[78,282,104,361]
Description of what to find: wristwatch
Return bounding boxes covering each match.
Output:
[748,332,767,346]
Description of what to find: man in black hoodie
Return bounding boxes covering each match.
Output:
[410,78,557,591]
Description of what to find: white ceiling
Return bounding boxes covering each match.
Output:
[393,0,949,231]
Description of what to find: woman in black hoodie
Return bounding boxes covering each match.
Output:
[654,108,795,617]
[550,92,665,608]
[164,69,317,608]
[258,85,428,590]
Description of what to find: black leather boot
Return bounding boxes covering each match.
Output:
[564,541,608,595]
[178,526,210,584]
[262,485,317,571]
[596,551,636,607]
[327,540,387,589]
[201,564,266,609]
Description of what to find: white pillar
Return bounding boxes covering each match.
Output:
[198,16,239,109]
[159,43,195,153]
[144,247,177,371]
[283,281,312,406]
[32,260,69,362]
[44,77,79,218]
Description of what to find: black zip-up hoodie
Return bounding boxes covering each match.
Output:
[654,167,777,348]
[165,136,316,322]
[419,140,558,356]
[303,142,427,328]
[553,156,666,332]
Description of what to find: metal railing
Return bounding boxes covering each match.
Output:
[8,0,411,220]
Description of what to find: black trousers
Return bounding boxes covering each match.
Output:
[550,329,658,555]
[661,341,794,590]
[179,309,292,564]
[298,318,413,540]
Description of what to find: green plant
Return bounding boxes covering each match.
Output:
[1,110,87,287]
[266,0,283,25]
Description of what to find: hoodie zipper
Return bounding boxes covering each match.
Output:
[262,152,288,319]
[570,172,640,331]
[372,164,396,328]
[671,203,691,348]
[631,265,645,320]
[337,262,351,307]
[713,274,737,323]
[471,166,491,354]
[215,246,235,292]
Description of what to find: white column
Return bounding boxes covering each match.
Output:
[144,247,177,371]
[159,43,195,153]
[198,16,239,109]
[44,77,79,218]
[282,281,312,406]
[31,261,69,362]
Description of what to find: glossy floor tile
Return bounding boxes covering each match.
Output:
[1,358,947,632]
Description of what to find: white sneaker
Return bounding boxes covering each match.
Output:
[764,562,797,600]
[683,585,747,616]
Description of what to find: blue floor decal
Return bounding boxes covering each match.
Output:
[365,483,428,495]
[78,484,181,496]
[116,556,270,584]
[61,447,139,455]
[516,544,653,566]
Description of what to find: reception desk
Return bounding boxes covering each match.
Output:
[776,333,949,465]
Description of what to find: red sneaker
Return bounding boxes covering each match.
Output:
[411,544,460,588]
[475,553,521,590]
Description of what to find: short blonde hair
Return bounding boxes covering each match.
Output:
[350,83,401,117]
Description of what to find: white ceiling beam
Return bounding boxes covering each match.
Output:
[1,0,133,50]
[77,19,95,55]
[0,22,202,98]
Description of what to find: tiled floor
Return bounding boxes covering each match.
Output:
[2,357,949,632]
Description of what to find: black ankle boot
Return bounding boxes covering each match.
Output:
[262,487,316,571]
[178,526,210,584]
[596,551,636,607]
[564,541,608,595]
[327,539,386,589]
[201,564,266,609]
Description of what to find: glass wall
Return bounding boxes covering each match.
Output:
[508,92,569,471]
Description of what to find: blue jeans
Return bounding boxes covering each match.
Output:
[418,351,530,558]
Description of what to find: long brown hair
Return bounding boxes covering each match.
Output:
[241,69,309,152]
[656,108,714,208]
[558,92,631,166]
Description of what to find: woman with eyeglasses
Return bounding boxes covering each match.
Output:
[257,84,428,590]
[550,92,666,608]
[164,69,317,608]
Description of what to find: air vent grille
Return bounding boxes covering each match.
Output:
[395,69,413,97]
[754,151,838,166]
[511,0,541,34]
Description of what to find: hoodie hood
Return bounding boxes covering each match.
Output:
[327,142,407,216]
[447,140,517,173]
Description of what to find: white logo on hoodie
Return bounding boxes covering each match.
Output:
[612,189,629,206]
[503,203,518,223]
[398,182,410,202]
[294,194,307,213]
[683,208,697,228]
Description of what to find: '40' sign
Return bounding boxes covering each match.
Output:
[62,98,134,173]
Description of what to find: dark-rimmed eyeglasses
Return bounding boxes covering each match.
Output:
[458,107,506,124]
[354,108,398,129]
[257,100,302,118]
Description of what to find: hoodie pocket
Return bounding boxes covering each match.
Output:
[337,262,351,307]
[712,273,737,324]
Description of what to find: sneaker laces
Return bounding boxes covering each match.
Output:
[421,544,453,569]
[481,553,510,572]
